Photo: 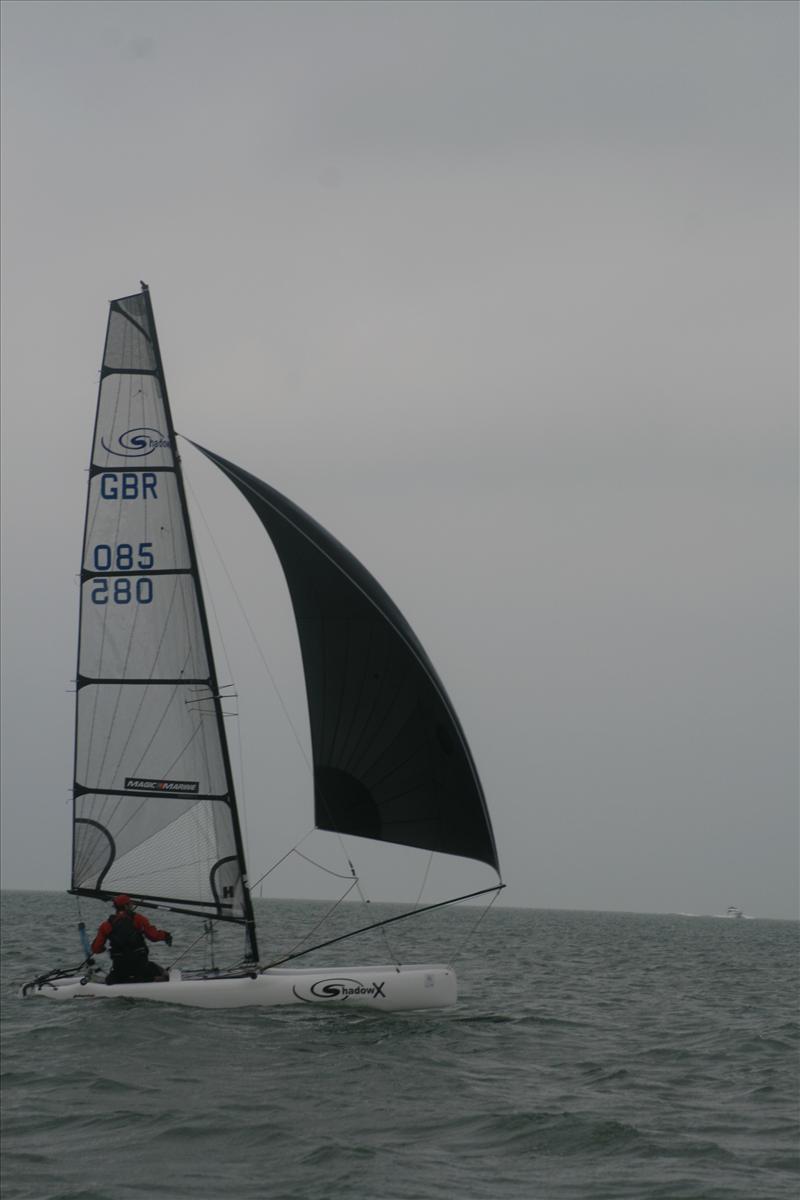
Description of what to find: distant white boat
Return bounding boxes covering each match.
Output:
[724,906,744,918]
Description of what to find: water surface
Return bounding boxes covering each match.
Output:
[2,893,798,1199]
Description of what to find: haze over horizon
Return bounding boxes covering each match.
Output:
[1,1,797,921]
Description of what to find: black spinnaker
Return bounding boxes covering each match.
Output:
[190,444,499,873]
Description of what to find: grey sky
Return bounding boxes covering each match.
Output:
[1,0,797,919]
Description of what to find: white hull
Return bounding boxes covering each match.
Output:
[22,963,457,1011]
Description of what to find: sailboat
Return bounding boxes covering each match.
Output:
[22,286,502,1010]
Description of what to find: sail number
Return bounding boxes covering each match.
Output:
[90,542,154,605]
[99,472,158,499]
[92,577,153,604]
[93,543,154,571]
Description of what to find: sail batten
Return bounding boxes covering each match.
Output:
[192,443,499,873]
[71,290,258,959]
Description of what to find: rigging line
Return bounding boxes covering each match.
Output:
[261,884,506,968]
[376,915,400,966]
[183,463,312,774]
[248,834,353,890]
[310,765,392,954]
[314,757,426,964]
[375,905,400,966]
[317,822,400,963]
[412,851,434,909]
[292,849,361,880]
[249,834,313,888]
[164,921,216,969]
[293,777,389,957]
[271,879,361,964]
[451,886,503,964]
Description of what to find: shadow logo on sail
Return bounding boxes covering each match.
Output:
[292,977,387,1003]
[101,428,171,457]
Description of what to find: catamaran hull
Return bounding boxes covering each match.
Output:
[21,964,457,1011]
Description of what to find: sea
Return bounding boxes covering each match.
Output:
[1,891,798,1200]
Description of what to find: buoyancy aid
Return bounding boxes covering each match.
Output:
[108,912,147,960]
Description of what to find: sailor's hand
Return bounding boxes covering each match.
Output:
[164,933,173,946]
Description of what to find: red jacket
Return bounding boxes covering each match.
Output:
[91,911,170,955]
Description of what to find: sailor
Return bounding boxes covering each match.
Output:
[91,895,173,984]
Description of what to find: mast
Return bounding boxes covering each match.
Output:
[140,286,259,963]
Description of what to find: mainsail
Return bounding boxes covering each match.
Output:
[191,447,499,873]
[71,289,258,960]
